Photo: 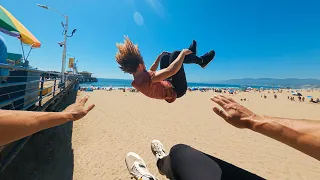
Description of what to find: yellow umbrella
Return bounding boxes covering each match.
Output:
[0,5,41,48]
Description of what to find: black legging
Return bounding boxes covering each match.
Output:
[159,51,200,98]
[157,144,265,180]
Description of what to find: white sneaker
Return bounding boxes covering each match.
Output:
[151,140,167,160]
[125,152,156,180]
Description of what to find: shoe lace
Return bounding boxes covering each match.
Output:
[153,143,165,156]
[131,163,144,177]
[132,163,156,180]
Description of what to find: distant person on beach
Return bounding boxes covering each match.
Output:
[115,36,215,103]
[126,95,320,180]
[0,96,94,146]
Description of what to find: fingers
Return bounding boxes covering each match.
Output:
[227,97,236,103]
[211,95,237,105]
[211,95,227,107]
[79,95,90,106]
[85,104,95,113]
[212,107,230,120]
[220,94,236,103]
[219,94,232,104]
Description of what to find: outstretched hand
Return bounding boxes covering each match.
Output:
[64,95,95,121]
[211,95,261,129]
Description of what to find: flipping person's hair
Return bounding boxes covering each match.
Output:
[115,36,144,74]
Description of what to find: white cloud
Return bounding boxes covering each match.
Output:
[145,0,166,18]
[133,12,144,26]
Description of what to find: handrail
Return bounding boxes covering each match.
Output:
[23,100,40,110]
[0,67,79,110]
[0,74,60,78]
[8,98,39,110]
[0,86,39,98]
[0,63,83,77]
[0,63,55,74]
[0,80,40,88]
[0,88,42,108]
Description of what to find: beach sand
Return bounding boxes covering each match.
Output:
[72,90,320,180]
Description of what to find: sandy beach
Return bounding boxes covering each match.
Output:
[72,90,320,180]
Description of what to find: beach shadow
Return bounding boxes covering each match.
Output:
[0,89,78,180]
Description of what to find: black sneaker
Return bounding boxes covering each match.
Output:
[188,40,197,55]
[199,50,215,68]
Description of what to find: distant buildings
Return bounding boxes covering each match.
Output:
[79,71,98,83]
[42,70,98,83]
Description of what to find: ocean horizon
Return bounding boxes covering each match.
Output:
[79,78,277,89]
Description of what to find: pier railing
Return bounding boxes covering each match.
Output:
[0,63,80,110]
[0,63,80,173]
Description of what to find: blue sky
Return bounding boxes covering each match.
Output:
[2,0,320,82]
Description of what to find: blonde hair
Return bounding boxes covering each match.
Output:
[115,36,144,74]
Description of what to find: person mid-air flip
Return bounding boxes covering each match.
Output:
[115,37,215,103]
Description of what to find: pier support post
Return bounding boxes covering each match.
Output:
[39,74,44,107]
[53,77,57,96]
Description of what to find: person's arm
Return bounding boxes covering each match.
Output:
[149,52,167,71]
[211,95,320,161]
[151,49,192,83]
[0,95,95,146]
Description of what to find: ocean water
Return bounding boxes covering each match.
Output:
[79,78,275,89]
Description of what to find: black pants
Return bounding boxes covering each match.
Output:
[159,51,200,98]
[157,144,265,180]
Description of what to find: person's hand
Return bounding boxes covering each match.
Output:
[64,95,95,121]
[181,49,193,56]
[211,95,261,129]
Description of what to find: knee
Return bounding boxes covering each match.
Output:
[170,144,190,155]
[160,53,170,59]
[175,83,187,98]
[176,89,187,98]
[170,51,181,59]
[160,54,170,67]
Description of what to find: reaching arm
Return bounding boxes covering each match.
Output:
[251,116,320,160]
[0,95,95,146]
[260,116,320,137]
[211,95,320,161]
[151,49,192,83]
[0,111,72,146]
[149,52,165,71]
